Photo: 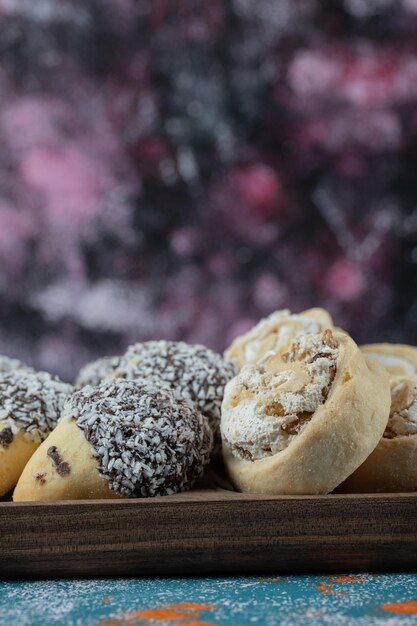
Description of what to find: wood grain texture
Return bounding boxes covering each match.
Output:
[1,487,417,579]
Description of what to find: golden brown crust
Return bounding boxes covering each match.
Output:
[0,421,38,497]
[337,435,417,493]
[13,419,119,501]
[222,331,391,495]
[338,374,417,493]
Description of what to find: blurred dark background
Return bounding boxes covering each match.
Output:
[0,0,416,380]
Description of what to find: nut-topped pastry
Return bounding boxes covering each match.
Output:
[221,329,390,495]
[14,379,213,501]
[385,378,417,439]
[222,330,338,461]
[225,307,334,371]
[113,341,235,448]
[360,343,417,378]
[339,376,417,493]
[0,369,72,496]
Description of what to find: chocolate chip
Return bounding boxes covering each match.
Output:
[0,426,13,448]
[47,445,70,476]
[34,472,46,485]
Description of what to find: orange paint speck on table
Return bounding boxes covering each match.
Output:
[100,601,218,624]
[314,582,346,597]
[315,583,335,595]
[330,575,366,584]
[381,601,417,614]
[315,574,366,596]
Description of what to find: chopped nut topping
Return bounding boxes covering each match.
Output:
[221,331,339,461]
[225,309,333,369]
[323,329,338,349]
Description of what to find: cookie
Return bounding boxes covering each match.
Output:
[75,356,120,389]
[0,370,72,496]
[14,379,213,501]
[221,329,390,495]
[360,343,417,378]
[113,341,235,447]
[339,376,417,492]
[225,307,334,370]
[0,355,32,375]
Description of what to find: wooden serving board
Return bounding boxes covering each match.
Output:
[1,470,417,579]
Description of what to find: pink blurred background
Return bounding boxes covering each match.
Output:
[0,0,416,380]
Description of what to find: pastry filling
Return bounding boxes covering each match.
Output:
[384,379,417,439]
[222,330,339,461]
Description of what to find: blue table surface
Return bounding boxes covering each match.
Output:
[1,574,417,626]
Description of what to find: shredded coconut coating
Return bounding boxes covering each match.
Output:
[75,356,121,389]
[113,341,236,446]
[225,309,332,369]
[384,378,417,439]
[0,370,73,444]
[64,379,213,498]
[221,330,339,461]
[0,355,32,375]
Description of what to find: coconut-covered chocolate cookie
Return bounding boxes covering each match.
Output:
[113,341,236,447]
[0,354,32,375]
[14,379,213,501]
[75,356,120,389]
[0,370,72,496]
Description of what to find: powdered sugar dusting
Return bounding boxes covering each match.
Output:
[0,370,72,443]
[64,379,213,498]
[221,330,339,461]
[1,572,417,626]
